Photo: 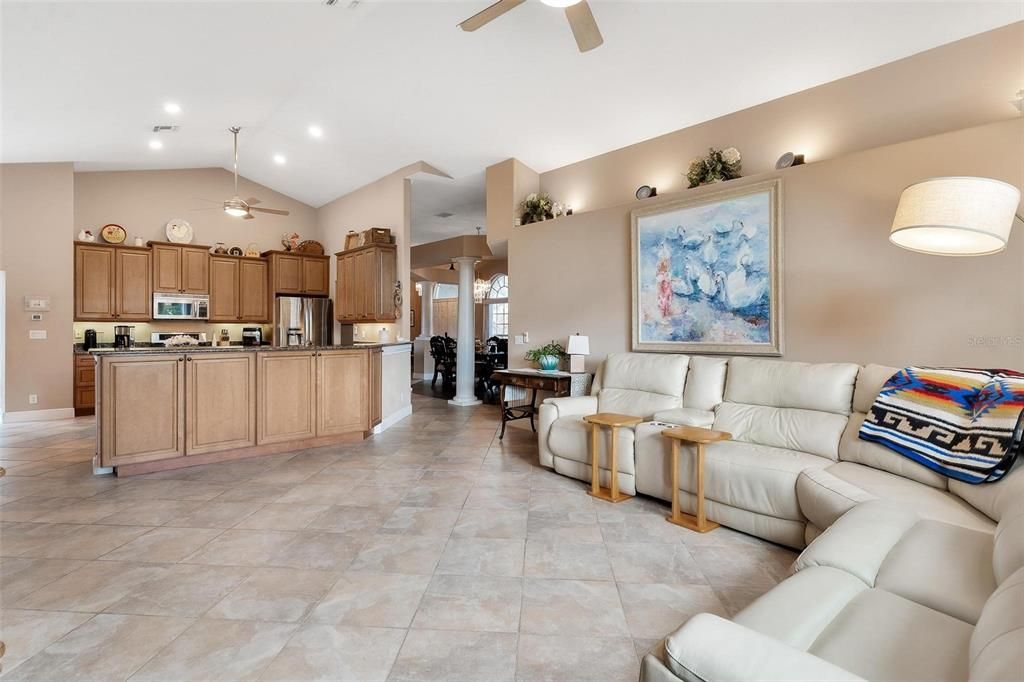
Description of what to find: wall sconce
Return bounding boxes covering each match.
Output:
[635,185,657,200]
[775,152,806,169]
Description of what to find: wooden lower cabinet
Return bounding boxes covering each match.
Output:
[74,355,96,416]
[185,353,256,456]
[370,347,382,427]
[99,354,185,467]
[317,350,369,436]
[257,351,317,444]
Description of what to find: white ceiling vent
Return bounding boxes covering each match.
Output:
[152,125,180,133]
[435,211,455,218]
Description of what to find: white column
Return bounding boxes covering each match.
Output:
[449,257,481,407]
[417,282,434,340]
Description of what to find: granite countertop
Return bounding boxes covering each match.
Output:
[77,341,412,356]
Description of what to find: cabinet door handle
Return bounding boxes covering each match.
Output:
[178,357,184,362]
[186,356,192,362]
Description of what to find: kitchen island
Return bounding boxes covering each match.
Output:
[90,343,411,476]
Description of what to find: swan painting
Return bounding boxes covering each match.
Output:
[633,180,780,354]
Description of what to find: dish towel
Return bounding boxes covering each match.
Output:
[859,367,1024,484]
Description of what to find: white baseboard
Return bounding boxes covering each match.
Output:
[1,407,76,424]
[373,404,413,434]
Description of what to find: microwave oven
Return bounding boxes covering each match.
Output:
[153,294,209,320]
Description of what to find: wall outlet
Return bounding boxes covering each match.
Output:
[28,394,38,405]
[30,313,43,321]
[29,329,47,340]
[74,329,83,339]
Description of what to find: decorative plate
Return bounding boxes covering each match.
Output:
[100,224,127,244]
[228,246,243,256]
[165,218,194,244]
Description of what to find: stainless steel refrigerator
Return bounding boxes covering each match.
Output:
[274,297,334,347]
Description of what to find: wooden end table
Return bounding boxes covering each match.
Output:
[582,413,643,503]
[661,424,731,533]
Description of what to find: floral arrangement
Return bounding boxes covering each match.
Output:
[686,147,742,188]
[524,341,566,362]
[520,193,559,224]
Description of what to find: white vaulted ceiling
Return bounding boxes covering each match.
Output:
[1,1,1020,207]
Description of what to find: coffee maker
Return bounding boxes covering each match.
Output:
[242,327,263,347]
[113,325,135,349]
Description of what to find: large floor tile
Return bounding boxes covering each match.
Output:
[412,574,522,633]
[309,572,430,627]
[259,624,406,682]
[105,563,252,617]
[131,618,297,681]
[234,503,331,531]
[306,505,393,535]
[436,538,525,577]
[452,509,528,539]
[13,561,167,613]
[267,531,365,571]
[526,510,601,542]
[520,579,629,637]
[98,526,223,563]
[181,529,299,566]
[0,557,86,604]
[524,539,613,581]
[0,608,93,674]
[349,534,447,575]
[617,582,728,639]
[381,506,461,537]
[389,629,517,682]
[206,567,339,622]
[516,634,639,682]
[606,542,706,584]
[163,500,265,528]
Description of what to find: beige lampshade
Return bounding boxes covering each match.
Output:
[566,334,590,355]
[890,177,1021,256]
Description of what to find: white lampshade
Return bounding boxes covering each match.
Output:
[567,334,590,355]
[890,176,1021,256]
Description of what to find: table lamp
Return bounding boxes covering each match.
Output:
[567,334,590,373]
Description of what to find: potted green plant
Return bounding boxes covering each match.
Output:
[525,341,566,372]
[519,192,556,224]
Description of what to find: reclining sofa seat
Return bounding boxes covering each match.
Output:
[645,497,1024,682]
[537,353,727,496]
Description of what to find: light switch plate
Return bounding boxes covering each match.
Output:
[23,296,50,312]
[514,334,525,345]
[29,330,47,340]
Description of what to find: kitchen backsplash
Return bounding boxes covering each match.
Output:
[73,321,272,345]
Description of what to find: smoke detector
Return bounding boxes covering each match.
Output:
[1013,90,1023,114]
[152,125,180,133]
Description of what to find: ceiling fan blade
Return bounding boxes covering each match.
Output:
[244,197,261,206]
[458,0,525,31]
[566,1,603,52]
[243,212,256,221]
[249,206,290,216]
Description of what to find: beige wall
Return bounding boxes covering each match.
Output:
[74,168,318,252]
[509,119,1024,371]
[318,164,421,342]
[1,163,76,416]
[540,22,1024,215]
[486,158,539,252]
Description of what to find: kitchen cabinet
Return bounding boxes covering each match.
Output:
[257,351,317,444]
[316,350,369,436]
[209,256,269,322]
[99,354,185,467]
[335,244,397,323]
[266,251,330,296]
[74,355,96,417]
[74,242,152,321]
[185,353,256,456]
[150,242,210,294]
[370,346,382,427]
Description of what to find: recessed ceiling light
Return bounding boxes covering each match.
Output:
[539,0,581,6]
[273,154,287,165]
[308,125,323,139]
[163,102,181,114]
[148,139,164,150]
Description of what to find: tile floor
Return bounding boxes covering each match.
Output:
[0,392,796,681]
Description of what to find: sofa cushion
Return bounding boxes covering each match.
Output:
[949,459,1024,523]
[839,413,949,489]
[714,402,848,460]
[808,589,973,682]
[599,388,681,419]
[725,357,859,415]
[828,462,995,532]
[682,440,833,522]
[547,416,635,474]
[794,500,919,586]
[601,352,689,397]
[852,363,900,413]
[875,520,995,624]
[796,467,876,531]
[650,408,715,428]
[734,566,867,650]
[681,356,728,411]
[969,567,1024,682]
[993,501,1024,584]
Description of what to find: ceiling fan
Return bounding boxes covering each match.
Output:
[459,0,603,53]
[197,127,290,220]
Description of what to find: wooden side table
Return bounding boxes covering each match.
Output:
[582,413,643,503]
[661,424,732,532]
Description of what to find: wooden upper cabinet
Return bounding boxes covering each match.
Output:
[150,242,209,294]
[75,242,151,321]
[267,252,330,296]
[75,243,116,320]
[115,248,152,320]
[239,258,269,321]
[209,256,240,321]
[209,256,269,323]
[334,244,397,323]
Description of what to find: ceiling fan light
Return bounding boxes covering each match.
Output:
[224,206,248,218]
[540,0,581,6]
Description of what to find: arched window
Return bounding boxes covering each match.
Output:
[485,274,508,337]
[433,283,458,299]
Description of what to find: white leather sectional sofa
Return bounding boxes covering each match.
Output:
[535,353,1024,682]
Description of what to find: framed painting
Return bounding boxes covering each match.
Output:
[631,179,783,355]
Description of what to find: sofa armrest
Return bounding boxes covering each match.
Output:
[651,407,715,429]
[796,467,875,531]
[542,395,598,418]
[665,613,865,682]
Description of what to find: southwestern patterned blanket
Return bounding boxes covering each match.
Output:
[859,367,1024,484]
